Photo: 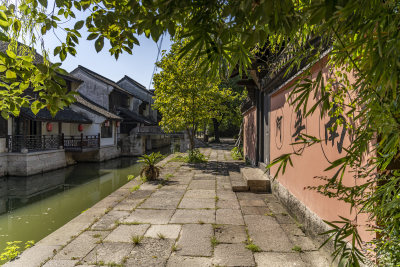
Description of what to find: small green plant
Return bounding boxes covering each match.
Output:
[0,240,34,263]
[245,243,262,252]
[211,236,220,247]
[198,220,205,224]
[127,175,135,181]
[264,213,276,217]
[131,235,143,245]
[171,244,178,252]
[157,233,166,240]
[165,173,174,179]
[212,224,222,230]
[138,152,164,180]
[292,245,303,252]
[231,146,244,160]
[169,153,186,162]
[186,149,207,163]
[215,196,219,202]
[130,185,141,192]
[92,234,102,238]
[245,238,261,252]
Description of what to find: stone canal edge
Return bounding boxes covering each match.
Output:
[5,144,331,267]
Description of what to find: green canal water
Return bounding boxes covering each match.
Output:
[0,150,168,254]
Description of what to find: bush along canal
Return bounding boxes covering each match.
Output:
[0,151,169,259]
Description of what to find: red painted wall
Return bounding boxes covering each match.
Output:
[269,57,371,241]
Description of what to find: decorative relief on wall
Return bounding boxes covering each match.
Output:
[319,105,353,163]
[290,107,307,153]
[273,108,284,150]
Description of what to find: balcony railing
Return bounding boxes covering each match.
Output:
[63,133,100,152]
[6,135,62,153]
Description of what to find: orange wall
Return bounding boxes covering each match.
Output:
[269,58,371,241]
[243,106,257,164]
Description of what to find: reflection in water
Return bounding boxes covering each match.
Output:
[0,152,167,252]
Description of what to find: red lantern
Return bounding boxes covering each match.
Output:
[78,124,83,132]
[116,121,120,127]
[46,122,53,132]
[104,120,110,127]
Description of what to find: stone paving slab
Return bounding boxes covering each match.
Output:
[215,225,247,244]
[216,208,245,225]
[176,224,213,257]
[178,197,215,209]
[42,259,78,267]
[126,238,173,266]
[242,205,270,215]
[170,209,215,224]
[54,231,110,260]
[139,196,182,209]
[123,209,175,224]
[217,199,240,209]
[239,198,268,207]
[82,242,133,265]
[255,252,307,267]
[103,224,150,243]
[188,180,215,190]
[213,243,255,267]
[166,255,213,267]
[91,210,129,230]
[300,251,331,266]
[185,189,216,199]
[144,224,182,239]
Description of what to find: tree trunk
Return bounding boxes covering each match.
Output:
[187,128,195,151]
[212,118,220,143]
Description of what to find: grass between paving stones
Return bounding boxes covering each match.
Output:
[212,224,223,230]
[245,242,262,252]
[211,236,220,247]
[132,235,144,245]
[157,233,166,240]
[292,245,303,253]
[171,244,178,252]
[244,227,262,252]
[130,184,141,192]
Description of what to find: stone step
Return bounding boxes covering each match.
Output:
[240,167,271,193]
[229,171,249,192]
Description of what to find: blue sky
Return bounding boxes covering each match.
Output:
[42,34,172,89]
[39,4,172,89]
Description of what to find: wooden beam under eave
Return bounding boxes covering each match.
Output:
[237,79,257,87]
[249,70,261,90]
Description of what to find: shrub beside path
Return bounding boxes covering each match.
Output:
[6,142,331,267]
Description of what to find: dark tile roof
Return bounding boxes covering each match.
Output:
[117,107,156,125]
[117,75,155,98]
[20,107,92,124]
[74,94,122,121]
[73,65,135,97]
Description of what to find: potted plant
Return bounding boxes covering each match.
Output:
[138,152,164,180]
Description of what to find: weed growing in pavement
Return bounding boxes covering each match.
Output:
[211,237,220,247]
[130,185,141,192]
[292,245,303,253]
[157,233,166,240]
[131,235,143,245]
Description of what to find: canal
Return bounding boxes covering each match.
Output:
[0,151,168,254]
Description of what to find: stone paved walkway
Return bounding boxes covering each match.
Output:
[7,143,331,267]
